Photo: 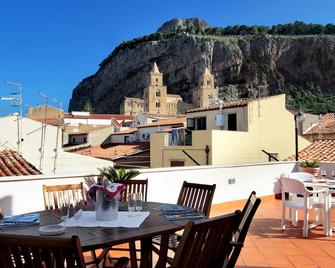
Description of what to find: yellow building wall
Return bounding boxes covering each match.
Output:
[151,94,311,167]
[150,131,212,168]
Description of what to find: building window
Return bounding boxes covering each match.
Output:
[170,160,185,167]
[207,79,211,85]
[72,137,75,143]
[196,117,207,130]
[208,95,212,99]
[124,136,130,143]
[228,113,237,131]
[156,90,160,97]
[83,137,87,143]
[156,78,159,82]
[156,101,160,108]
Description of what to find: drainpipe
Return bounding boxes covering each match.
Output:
[205,145,210,165]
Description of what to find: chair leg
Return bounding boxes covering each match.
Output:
[281,205,286,230]
[291,208,298,226]
[129,241,138,268]
[303,207,309,238]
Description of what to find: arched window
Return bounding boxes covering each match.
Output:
[156,90,160,97]
[156,101,160,108]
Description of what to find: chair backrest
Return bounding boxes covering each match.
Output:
[171,210,241,268]
[280,177,309,196]
[177,181,216,216]
[225,191,261,268]
[0,234,86,268]
[115,179,148,202]
[289,172,315,182]
[43,182,86,210]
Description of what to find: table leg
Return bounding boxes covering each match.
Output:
[140,238,152,268]
[155,234,170,268]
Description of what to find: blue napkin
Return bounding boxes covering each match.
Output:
[160,205,191,213]
[160,212,204,221]
[2,213,39,224]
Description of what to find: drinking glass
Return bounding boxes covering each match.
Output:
[60,204,69,226]
[73,202,83,227]
[127,193,136,216]
[135,193,143,215]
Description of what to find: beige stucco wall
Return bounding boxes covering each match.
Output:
[28,105,63,119]
[187,106,248,131]
[151,131,212,167]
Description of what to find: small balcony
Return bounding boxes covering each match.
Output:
[166,128,192,146]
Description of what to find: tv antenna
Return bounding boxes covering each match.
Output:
[38,91,48,171]
[1,81,23,153]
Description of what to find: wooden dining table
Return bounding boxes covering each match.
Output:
[0,202,191,268]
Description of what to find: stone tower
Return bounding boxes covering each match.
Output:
[143,62,167,114]
[193,67,217,108]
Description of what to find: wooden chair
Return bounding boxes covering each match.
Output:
[224,191,261,268]
[109,179,148,268]
[152,181,216,263]
[0,234,129,268]
[170,211,241,268]
[42,182,86,210]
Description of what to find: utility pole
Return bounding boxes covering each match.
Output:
[52,98,63,174]
[2,81,23,153]
[38,91,48,171]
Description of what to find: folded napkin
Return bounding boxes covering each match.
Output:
[159,204,195,213]
[2,213,39,224]
[160,211,204,221]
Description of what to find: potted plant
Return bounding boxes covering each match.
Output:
[298,160,320,178]
[98,167,140,182]
[86,167,140,221]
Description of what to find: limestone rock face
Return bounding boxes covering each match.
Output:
[157,18,210,33]
[69,33,335,113]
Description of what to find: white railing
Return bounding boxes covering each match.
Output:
[0,162,300,216]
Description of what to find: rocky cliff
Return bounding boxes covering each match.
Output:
[69,19,335,114]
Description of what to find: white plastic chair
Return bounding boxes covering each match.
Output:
[289,172,315,182]
[280,177,328,237]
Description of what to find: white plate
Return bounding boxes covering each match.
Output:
[39,224,65,236]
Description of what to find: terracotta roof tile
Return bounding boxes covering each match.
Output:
[74,143,149,160]
[286,139,335,162]
[304,113,335,135]
[187,99,250,113]
[64,113,134,121]
[0,149,41,177]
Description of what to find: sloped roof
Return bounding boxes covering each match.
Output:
[187,99,251,113]
[137,118,185,128]
[286,139,335,162]
[74,143,149,160]
[111,128,138,135]
[64,113,134,121]
[0,149,41,177]
[304,113,335,135]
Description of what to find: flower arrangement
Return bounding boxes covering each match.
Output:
[85,166,140,220]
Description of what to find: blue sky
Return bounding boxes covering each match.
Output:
[0,0,334,115]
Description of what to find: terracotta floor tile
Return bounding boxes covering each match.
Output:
[210,197,335,268]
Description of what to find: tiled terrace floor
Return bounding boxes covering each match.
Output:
[211,195,335,267]
[88,196,335,267]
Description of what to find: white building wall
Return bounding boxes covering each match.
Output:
[0,115,112,175]
[0,162,297,216]
[137,125,178,142]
